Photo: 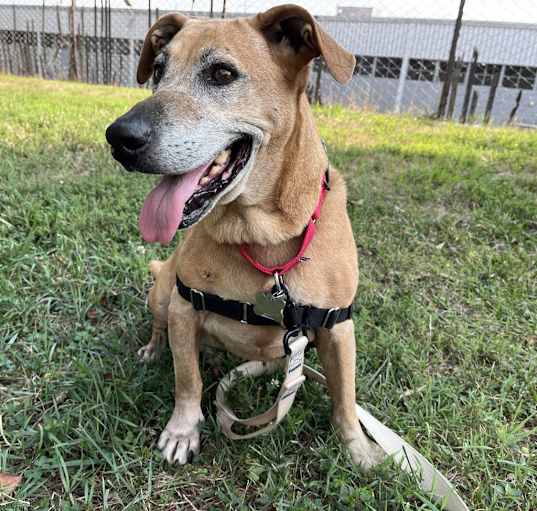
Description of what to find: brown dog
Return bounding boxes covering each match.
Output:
[106,4,383,468]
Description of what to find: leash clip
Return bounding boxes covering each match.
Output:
[282,327,303,356]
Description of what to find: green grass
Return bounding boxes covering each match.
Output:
[0,74,536,510]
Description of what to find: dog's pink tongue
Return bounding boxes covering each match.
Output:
[139,164,209,244]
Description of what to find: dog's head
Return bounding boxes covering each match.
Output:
[105,4,355,244]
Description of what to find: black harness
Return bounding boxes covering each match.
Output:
[176,277,353,329]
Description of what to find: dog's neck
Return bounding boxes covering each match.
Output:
[201,94,328,247]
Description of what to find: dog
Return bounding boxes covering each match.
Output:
[105,4,384,469]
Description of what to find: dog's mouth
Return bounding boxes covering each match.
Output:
[139,136,253,244]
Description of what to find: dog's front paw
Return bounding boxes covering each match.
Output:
[345,434,386,470]
[158,408,204,465]
[137,342,162,362]
[158,428,200,464]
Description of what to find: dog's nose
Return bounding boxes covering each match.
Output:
[106,110,151,152]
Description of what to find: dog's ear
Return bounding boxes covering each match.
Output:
[254,4,355,84]
[137,13,188,84]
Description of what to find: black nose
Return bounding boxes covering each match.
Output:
[106,107,151,153]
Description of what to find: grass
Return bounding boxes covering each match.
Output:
[0,74,536,510]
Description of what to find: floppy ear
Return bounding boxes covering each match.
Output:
[254,4,355,84]
[137,13,188,84]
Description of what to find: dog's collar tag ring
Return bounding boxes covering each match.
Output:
[253,272,287,324]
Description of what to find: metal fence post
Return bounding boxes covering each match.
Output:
[36,27,42,77]
[395,56,409,113]
[460,48,478,123]
[128,38,134,87]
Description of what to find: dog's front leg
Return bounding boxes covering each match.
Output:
[158,288,204,465]
[316,320,385,470]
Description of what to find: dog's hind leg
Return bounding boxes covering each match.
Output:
[316,320,385,470]
[158,287,204,464]
[138,259,175,362]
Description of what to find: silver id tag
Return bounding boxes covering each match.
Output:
[254,291,286,324]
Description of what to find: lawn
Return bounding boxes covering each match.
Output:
[0,74,536,510]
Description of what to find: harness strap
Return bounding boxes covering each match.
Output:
[176,277,353,330]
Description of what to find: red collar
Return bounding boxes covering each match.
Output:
[239,169,330,276]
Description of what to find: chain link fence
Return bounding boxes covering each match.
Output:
[0,1,536,126]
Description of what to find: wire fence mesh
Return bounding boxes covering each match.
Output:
[0,1,536,126]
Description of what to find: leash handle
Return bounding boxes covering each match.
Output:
[215,334,309,440]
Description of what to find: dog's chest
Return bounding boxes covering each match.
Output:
[177,232,272,301]
[176,223,355,309]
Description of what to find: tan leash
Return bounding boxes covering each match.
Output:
[216,335,309,439]
[215,333,469,511]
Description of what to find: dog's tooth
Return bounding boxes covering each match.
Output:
[214,149,231,165]
[209,165,223,177]
[199,176,211,186]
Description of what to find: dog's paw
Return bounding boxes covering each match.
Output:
[137,342,162,363]
[346,435,386,470]
[158,409,204,465]
[158,428,200,465]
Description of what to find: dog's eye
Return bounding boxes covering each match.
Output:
[153,62,165,84]
[206,64,238,86]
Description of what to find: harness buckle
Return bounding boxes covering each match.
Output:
[240,303,248,324]
[189,288,206,311]
[321,308,339,329]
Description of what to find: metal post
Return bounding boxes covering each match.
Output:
[469,90,479,119]
[313,59,323,104]
[395,56,409,113]
[128,38,134,87]
[460,48,478,124]
[69,0,80,80]
[36,26,43,77]
[484,68,501,124]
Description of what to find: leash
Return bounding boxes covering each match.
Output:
[215,331,469,511]
[176,166,469,510]
[216,335,309,439]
